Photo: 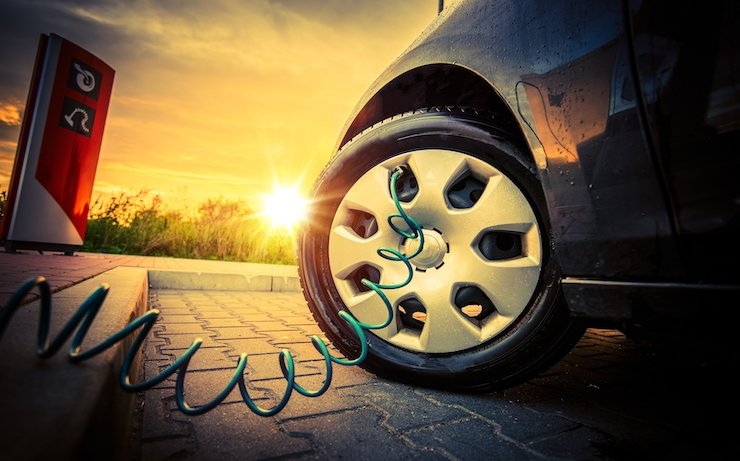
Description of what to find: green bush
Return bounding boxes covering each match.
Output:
[80,191,296,264]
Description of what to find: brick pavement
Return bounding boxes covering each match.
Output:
[138,289,733,460]
[1,250,732,459]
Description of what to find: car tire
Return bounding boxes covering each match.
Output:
[298,107,584,391]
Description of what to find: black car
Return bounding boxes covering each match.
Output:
[298,0,740,391]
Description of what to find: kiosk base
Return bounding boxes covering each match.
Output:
[3,240,77,256]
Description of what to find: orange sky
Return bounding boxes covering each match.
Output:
[0,1,439,210]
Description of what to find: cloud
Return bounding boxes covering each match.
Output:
[0,125,19,156]
[0,101,22,126]
[0,1,134,96]
[0,0,439,205]
[0,151,14,190]
[104,161,263,186]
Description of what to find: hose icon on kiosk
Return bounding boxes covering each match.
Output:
[0,167,422,417]
[64,108,91,133]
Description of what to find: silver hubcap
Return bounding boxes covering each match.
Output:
[404,228,447,270]
[328,149,542,353]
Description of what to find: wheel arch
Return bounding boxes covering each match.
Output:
[338,63,533,164]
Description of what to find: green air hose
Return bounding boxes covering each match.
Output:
[0,167,422,416]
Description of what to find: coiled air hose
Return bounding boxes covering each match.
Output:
[0,167,422,417]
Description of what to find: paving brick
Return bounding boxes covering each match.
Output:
[527,395,669,452]
[269,342,337,362]
[246,376,329,407]
[158,314,202,324]
[140,436,192,461]
[274,387,366,423]
[281,317,320,327]
[570,344,606,357]
[270,330,321,344]
[283,409,450,460]
[493,382,569,406]
[179,297,218,305]
[163,391,277,416]
[250,321,299,332]
[327,364,377,388]
[194,311,234,319]
[162,323,214,335]
[151,291,184,298]
[165,368,265,406]
[217,337,284,356]
[222,305,264,314]
[527,425,607,459]
[240,353,291,381]
[562,354,622,370]
[591,329,626,337]
[232,313,278,322]
[154,308,193,315]
[187,305,229,312]
[409,388,579,443]
[347,382,469,432]
[176,347,237,371]
[206,325,263,339]
[143,360,176,389]
[204,318,248,328]
[152,301,191,310]
[296,324,325,336]
[141,389,191,439]
[172,403,315,460]
[405,416,539,459]
[143,338,171,361]
[160,333,221,351]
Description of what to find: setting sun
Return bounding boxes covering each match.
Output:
[260,185,310,230]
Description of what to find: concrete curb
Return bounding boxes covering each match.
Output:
[148,269,301,292]
[0,267,148,461]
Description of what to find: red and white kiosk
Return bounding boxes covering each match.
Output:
[1,33,115,255]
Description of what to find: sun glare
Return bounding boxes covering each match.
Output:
[261,185,310,231]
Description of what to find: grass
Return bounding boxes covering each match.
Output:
[0,190,5,223]
[0,190,298,265]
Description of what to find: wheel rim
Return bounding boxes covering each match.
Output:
[328,149,542,353]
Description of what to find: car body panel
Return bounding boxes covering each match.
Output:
[334,0,740,321]
[338,0,677,275]
[627,0,740,283]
